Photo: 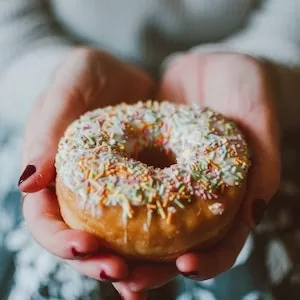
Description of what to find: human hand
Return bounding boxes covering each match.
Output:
[18,47,155,299]
[108,53,281,297]
[156,53,281,280]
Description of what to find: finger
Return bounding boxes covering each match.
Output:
[67,253,128,282]
[23,188,104,259]
[18,160,56,193]
[113,282,147,300]
[177,213,250,280]
[177,165,261,280]
[19,88,88,193]
[19,61,154,193]
[123,263,177,292]
[177,198,251,280]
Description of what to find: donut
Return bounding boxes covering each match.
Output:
[55,100,250,261]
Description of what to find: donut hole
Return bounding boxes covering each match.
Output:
[136,146,176,169]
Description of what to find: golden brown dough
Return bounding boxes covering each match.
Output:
[55,101,250,261]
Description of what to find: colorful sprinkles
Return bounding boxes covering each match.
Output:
[55,100,250,226]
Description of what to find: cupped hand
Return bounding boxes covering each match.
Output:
[157,53,281,280]
[111,53,281,296]
[18,47,155,298]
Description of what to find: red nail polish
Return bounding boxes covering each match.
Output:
[180,271,199,279]
[71,247,89,259]
[253,199,267,226]
[18,165,36,186]
[99,270,120,282]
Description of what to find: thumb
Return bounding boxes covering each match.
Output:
[18,88,88,193]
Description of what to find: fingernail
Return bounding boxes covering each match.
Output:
[180,271,199,279]
[99,270,121,282]
[71,247,90,259]
[252,198,267,226]
[18,165,36,186]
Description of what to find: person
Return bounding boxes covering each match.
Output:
[1,0,300,299]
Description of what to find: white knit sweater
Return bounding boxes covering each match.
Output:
[0,0,300,129]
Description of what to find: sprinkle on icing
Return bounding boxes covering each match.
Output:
[55,100,250,225]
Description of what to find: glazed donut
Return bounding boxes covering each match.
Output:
[55,100,250,261]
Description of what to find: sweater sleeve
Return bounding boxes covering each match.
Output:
[0,0,73,128]
[164,0,300,130]
[164,0,300,68]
